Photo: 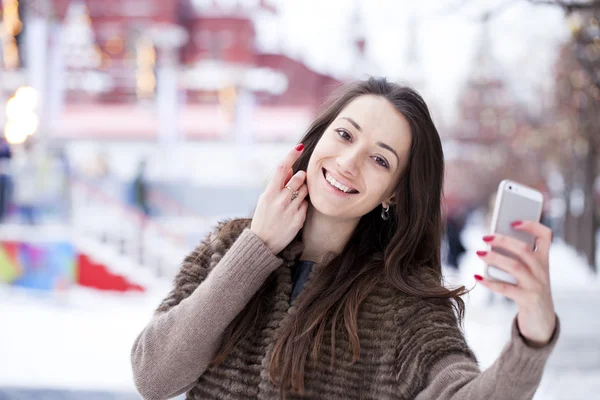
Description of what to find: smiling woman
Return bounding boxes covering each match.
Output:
[131,77,559,400]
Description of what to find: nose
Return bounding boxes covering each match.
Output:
[336,149,359,177]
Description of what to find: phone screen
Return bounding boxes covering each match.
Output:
[487,188,542,283]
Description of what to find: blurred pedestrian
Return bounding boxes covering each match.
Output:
[0,138,12,222]
[12,139,40,225]
[132,159,150,217]
[445,210,467,270]
[52,147,72,223]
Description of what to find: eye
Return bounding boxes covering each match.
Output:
[335,128,352,141]
[373,156,389,169]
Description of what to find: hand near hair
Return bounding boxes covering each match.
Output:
[251,144,309,255]
[475,220,557,346]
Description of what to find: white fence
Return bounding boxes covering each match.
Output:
[69,177,213,279]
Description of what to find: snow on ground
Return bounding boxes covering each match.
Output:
[0,283,170,392]
[0,221,599,399]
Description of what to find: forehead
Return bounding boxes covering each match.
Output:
[335,95,412,145]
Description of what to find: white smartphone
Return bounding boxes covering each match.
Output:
[486,180,544,284]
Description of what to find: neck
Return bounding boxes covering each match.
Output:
[300,205,360,264]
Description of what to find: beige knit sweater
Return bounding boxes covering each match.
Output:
[131,219,559,400]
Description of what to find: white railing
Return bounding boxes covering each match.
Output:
[69,177,197,278]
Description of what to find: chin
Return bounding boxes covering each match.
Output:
[310,196,346,218]
[308,191,369,220]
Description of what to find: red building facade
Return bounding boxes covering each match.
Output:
[49,0,339,108]
[24,0,342,140]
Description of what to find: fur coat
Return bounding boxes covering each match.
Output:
[155,218,477,399]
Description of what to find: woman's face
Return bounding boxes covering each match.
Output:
[306,95,413,220]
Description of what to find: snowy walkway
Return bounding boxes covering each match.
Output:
[535,287,600,399]
[1,223,599,399]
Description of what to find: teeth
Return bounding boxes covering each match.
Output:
[325,172,354,193]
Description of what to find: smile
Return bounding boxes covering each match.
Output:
[322,168,359,194]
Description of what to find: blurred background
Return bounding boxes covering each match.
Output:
[0,0,598,399]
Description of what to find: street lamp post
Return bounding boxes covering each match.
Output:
[148,24,188,179]
[23,0,51,144]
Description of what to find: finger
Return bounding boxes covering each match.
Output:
[284,170,307,192]
[476,250,537,289]
[292,184,308,207]
[283,168,293,186]
[511,220,552,259]
[280,172,306,204]
[267,144,304,193]
[483,233,544,281]
[475,274,526,303]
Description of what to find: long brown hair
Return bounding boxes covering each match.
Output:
[210,77,468,397]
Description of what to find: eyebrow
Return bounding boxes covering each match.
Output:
[341,117,362,132]
[340,116,400,165]
[376,142,400,165]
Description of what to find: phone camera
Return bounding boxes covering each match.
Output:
[508,185,512,190]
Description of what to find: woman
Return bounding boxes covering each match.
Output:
[131,77,559,400]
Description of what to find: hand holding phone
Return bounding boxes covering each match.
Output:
[485,180,543,283]
[474,180,557,346]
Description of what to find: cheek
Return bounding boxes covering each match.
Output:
[307,140,334,170]
[306,154,323,186]
[314,134,338,155]
[306,152,320,175]
[367,174,395,200]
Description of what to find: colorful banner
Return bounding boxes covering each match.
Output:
[0,241,22,283]
[0,241,144,293]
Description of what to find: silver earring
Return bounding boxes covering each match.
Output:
[381,204,390,221]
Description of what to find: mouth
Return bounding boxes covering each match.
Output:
[322,168,359,194]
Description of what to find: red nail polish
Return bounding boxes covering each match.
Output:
[511,221,522,227]
[295,143,304,151]
[476,250,487,257]
[474,274,483,281]
[482,235,494,242]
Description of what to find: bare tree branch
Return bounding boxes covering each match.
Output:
[425,0,522,22]
[527,0,600,13]
[427,0,600,21]
[474,0,521,22]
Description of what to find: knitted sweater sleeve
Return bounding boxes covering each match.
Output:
[415,315,560,400]
[130,222,283,400]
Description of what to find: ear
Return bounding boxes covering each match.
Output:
[383,195,396,208]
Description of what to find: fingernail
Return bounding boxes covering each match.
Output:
[511,221,522,227]
[482,235,494,242]
[476,250,487,257]
[295,143,304,151]
[474,274,483,281]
